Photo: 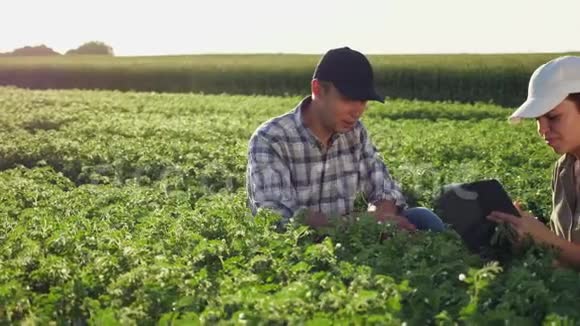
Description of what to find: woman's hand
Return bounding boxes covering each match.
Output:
[488,202,580,270]
[486,202,558,246]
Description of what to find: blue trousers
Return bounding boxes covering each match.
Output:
[401,207,446,232]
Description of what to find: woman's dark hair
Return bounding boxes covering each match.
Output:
[568,93,580,110]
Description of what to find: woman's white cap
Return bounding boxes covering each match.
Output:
[509,56,580,124]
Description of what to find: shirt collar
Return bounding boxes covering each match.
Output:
[560,154,576,175]
[559,154,577,204]
[293,95,341,150]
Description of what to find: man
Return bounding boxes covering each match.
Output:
[246,47,444,232]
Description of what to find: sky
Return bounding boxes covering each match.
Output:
[2,0,579,56]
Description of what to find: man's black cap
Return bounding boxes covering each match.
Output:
[313,47,384,103]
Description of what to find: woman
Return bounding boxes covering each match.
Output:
[487,55,580,268]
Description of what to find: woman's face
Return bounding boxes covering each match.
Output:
[537,98,580,155]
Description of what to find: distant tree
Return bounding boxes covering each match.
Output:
[4,45,61,56]
[66,41,114,56]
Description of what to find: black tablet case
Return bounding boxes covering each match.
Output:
[434,179,520,255]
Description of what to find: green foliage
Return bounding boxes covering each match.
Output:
[0,87,577,324]
[66,41,114,56]
[0,45,61,57]
[1,52,579,105]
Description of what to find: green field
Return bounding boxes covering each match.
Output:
[2,86,579,324]
[1,53,578,106]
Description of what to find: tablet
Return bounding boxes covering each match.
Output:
[433,179,520,255]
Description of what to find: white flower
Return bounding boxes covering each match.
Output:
[458,273,466,281]
[335,243,342,249]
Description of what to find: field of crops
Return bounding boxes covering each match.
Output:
[2,85,580,325]
[1,53,579,106]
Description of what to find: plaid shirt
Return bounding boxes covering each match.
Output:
[246,96,407,222]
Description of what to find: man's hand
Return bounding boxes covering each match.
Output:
[304,210,331,229]
[375,213,417,232]
[369,199,416,232]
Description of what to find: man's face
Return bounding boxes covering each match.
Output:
[536,98,580,155]
[314,81,368,133]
